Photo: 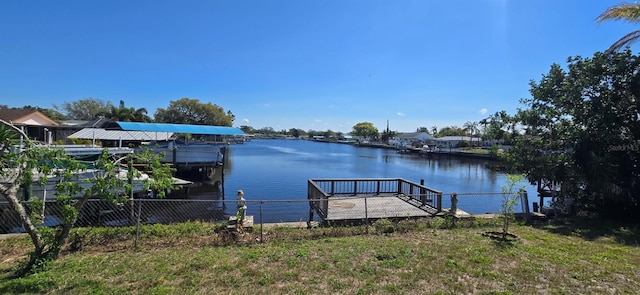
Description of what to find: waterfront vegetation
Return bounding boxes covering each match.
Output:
[1,217,639,294]
[459,148,490,154]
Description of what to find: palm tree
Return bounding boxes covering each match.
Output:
[106,100,151,122]
[463,121,480,146]
[597,2,640,52]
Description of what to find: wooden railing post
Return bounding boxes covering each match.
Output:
[436,193,442,212]
[330,180,335,196]
[353,180,357,196]
[420,179,426,205]
[376,180,381,195]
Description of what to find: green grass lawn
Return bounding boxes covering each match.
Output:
[1,218,639,294]
[460,148,491,154]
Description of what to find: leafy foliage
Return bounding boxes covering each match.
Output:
[500,174,525,237]
[351,122,379,139]
[154,97,235,126]
[435,125,465,137]
[597,2,640,52]
[0,121,175,276]
[507,49,640,219]
[102,100,151,122]
[54,98,112,120]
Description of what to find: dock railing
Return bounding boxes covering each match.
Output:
[308,178,443,219]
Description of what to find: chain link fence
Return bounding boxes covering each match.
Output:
[0,199,308,234]
[0,190,532,238]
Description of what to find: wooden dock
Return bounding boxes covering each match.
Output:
[308,178,445,224]
[325,195,437,222]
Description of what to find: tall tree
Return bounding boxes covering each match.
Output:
[154,98,234,126]
[463,121,480,146]
[597,2,640,52]
[507,49,640,219]
[239,125,256,134]
[481,111,510,142]
[288,128,304,138]
[431,126,438,136]
[436,126,465,137]
[105,100,151,122]
[416,127,430,134]
[55,98,113,120]
[351,122,379,139]
[464,121,480,136]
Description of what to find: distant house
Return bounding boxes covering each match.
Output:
[338,135,357,142]
[0,109,59,143]
[436,136,482,148]
[389,132,437,148]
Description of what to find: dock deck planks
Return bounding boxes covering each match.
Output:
[324,194,438,222]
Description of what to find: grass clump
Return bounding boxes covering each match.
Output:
[0,217,639,294]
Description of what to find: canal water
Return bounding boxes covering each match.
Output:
[194,139,538,222]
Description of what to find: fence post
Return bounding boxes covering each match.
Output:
[436,193,442,212]
[450,193,458,227]
[259,201,263,243]
[308,200,314,226]
[135,199,142,247]
[451,193,458,214]
[364,196,369,234]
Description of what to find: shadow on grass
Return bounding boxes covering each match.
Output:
[532,216,640,246]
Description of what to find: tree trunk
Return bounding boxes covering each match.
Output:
[0,182,48,277]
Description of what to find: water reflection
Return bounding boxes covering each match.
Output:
[185,139,537,218]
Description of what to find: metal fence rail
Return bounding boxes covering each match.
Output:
[0,191,531,237]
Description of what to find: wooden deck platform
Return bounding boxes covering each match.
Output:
[308,178,446,224]
[324,195,440,222]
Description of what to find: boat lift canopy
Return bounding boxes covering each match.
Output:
[69,128,174,141]
[106,122,245,136]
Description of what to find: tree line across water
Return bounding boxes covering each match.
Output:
[1,97,235,127]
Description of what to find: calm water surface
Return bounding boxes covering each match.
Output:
[198,139,537,222]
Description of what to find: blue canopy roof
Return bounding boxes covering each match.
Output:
[106,122,245,135]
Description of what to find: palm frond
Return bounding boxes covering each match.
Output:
[596,2,640,23]
[607,29,640,52]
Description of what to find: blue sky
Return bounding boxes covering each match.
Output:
[0,0,635,133]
